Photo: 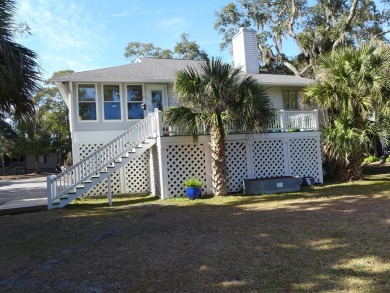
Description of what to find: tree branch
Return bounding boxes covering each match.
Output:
[287,0,298,39]
[283,60,301,76]
[333,0,360,49]
[370,30,390,42]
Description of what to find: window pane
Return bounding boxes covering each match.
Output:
[79,102,96,120]
[290,91,298,109]
[152,90,162,110]
[104,85,120,101]
[127,85,143,102]
[282,91,290,109]
[104,102,121,120]
[78,84,96,101]
[128,103,144,119]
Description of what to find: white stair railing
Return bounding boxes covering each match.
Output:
[47,111,162,205]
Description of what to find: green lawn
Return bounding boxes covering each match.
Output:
[1,166,390,292]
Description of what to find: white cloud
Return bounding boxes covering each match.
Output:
[15,0,106,77]
[112,8,187,17]
[158,17,190,30]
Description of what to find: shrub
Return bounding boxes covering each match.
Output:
[364,155,379,163]
[184,178,203,188]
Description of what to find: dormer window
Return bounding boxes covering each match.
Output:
[78,84,97,121]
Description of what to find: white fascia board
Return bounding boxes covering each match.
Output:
[55,81,70,108]
[260,81,313,87]
[52,77,174,83]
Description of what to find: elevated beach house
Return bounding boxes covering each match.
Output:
[48,28,323,209]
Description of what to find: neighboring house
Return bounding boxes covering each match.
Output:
[2,153,57,175]
[48,28,323,209]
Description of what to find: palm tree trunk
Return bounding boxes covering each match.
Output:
[337,152,363,181]
[337,161,350,181]
[210,122,228,196]
[348,152,363,180]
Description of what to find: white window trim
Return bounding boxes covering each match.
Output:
[76,83,98,122]
[126,83,145,121]
[102,83,122,122]
[146,84,168,112]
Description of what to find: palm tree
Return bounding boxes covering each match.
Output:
[165,58,274,196]
[0,0,41,119]
[305,44,390,181]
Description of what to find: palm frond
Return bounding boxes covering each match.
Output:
[0,0,41,119]
[164,106,203,137]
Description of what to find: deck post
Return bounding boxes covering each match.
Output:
[107,175,112,206]
[280,110,286,132]
[313,109,319,130]
[47,175,56,209]
[155,109,164,137]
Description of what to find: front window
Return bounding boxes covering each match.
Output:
[127,85,144,119]
[78,84,96,120]
[103,85,121,120]
[282,90,299,109]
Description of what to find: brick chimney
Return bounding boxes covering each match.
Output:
[232,28,259,74]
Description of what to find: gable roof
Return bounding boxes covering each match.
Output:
[53,58,313,87]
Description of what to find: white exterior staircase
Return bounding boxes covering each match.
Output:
[47,111,162,209]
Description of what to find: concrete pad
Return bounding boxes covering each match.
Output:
[0,175,49,215]
[0,198,47,215]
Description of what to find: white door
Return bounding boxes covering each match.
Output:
[145,85,167,114]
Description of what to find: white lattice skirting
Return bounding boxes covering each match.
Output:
[75,132,323,198]
[75,143,151,196]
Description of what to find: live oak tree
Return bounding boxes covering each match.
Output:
[124,33,209,62]
[214,0,390,77]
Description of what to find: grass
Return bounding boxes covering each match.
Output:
[1,166,390,292]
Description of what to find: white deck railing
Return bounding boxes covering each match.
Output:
[276,110,319,131]
[47,111,162,205]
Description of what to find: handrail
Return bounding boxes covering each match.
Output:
[47,111,162,205]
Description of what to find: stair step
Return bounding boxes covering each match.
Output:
[68,190,77,194]
[60,195,68,200]
[52,200,61,205]
[84,180,92,184]
[107,166,115,168]
[76,185,84,189]
[91,175,100,178]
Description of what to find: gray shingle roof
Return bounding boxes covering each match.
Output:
[53,58,313,86]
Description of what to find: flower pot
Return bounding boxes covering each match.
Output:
[185,187,201,200]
